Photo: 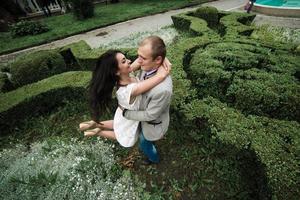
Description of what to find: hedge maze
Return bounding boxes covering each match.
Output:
[170,6,300,199]
[0,6,299,199]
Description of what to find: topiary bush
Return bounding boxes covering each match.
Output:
[226,69,300,121]
[171,7,255,39]
[187,40,300,121]
[192,6,219,28]
[10,50,67,88]
[0,71,91,134]
[59,40,106,70]
[183,97,300,199]
[170,7,300,198]
[10,20,49,37]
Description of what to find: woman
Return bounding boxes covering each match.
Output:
[79,50,171,147]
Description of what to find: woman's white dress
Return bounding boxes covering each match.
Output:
[113,82,141,147]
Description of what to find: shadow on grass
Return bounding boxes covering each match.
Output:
[122,112,272,200]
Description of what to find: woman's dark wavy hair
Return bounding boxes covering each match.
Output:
[88,50,121,122]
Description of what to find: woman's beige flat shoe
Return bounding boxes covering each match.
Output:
[79,120,97,131]
[84,128,101,137]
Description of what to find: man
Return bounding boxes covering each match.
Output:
[122,36,173,164]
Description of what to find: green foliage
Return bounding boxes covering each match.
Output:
[10,20,49,37]
[171,7,255,39]
[0,71,91,133]
[220,12,255,39]
[10,50,67,88]
[1,6,299,200]
[251,24,300,45]
[69,0,94,19]
[169,8,300,198]
[0,138,144,199]
[171,12,219,38]
[59,40,106,70]
[0,72,13,93]
[187,41,300,121]
[227,69,300,121]
[183,97,300,199]
[192,6,219,28]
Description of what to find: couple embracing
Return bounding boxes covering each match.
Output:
[79,36,173,165]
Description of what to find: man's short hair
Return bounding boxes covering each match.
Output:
[139,36,166,61]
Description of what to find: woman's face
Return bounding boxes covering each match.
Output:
[116,53,132,75]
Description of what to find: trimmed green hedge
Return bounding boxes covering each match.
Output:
[220,12,256,38]
[0,72,13,93]
[183,97,300,199]
[59,40,95,70]
[227,69,300,121]
[7,40,144,92]
[188,41,300,121]
[59,41,137,71]
[60,40,110,71]
[191,6,219,28]
[171,11,219,38]
[10,49,67,88]
[167,11,300,196]
[7,40,107,90]
[171,7,255,39]
[0,71,91,134]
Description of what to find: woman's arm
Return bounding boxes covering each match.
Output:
[130,58,141,72]
[131,58,171,97]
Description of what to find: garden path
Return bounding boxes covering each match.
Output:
[1,0,299,63]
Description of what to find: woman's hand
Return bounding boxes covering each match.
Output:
[156,57,172,79]
[162,57,172,71]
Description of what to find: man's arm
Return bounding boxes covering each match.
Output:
[124,90,172,122]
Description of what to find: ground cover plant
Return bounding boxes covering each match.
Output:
[0,0,213,55]
[0,6,299,200]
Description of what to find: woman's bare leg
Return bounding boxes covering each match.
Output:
[84,128,116,140]
[97,120,113,130]
[97,130,116,140]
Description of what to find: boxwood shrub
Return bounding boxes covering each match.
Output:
[166,24,300,198]
[187,40,300,121]
[0,71,91,134]
[171,7,255,39]
[183,97,300,199]
[59,40,106,70]
[171,12,219,38]
[191,6,219,28]
[10,50,67,88]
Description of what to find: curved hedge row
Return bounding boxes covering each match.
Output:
[0,71,91,134]
[171,11,219,38]
[183,97,300,199]
[188,41,300,121]
[59,40,106,71]
[170,37,300,198]
[171,7,256,39]
[10,49,67,88]
[169,7,300,198]
[1,41,139,93]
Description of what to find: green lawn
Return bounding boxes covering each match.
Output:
[0,0,210,55]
